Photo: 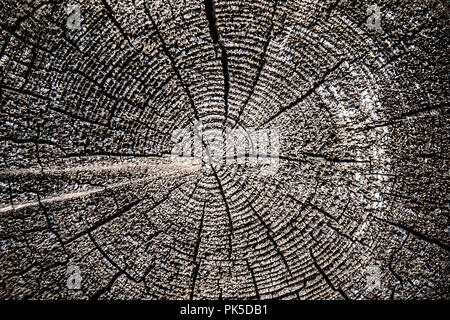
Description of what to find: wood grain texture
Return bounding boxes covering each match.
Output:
[0,0,448,300]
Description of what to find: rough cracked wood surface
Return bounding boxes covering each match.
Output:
[0,0,448,300]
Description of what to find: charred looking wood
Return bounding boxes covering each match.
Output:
[0,0,448,300]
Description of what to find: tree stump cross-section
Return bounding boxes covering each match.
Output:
[0,0,448,300]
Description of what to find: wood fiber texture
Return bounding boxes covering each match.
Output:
[0,0,448,299]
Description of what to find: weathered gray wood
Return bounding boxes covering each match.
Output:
[0,0,448,299]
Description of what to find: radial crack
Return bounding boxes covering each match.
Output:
[203,0,230,125]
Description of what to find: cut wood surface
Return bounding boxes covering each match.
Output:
[0,0,448,299]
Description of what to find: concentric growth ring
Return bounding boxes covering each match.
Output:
[0,0,448,300]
